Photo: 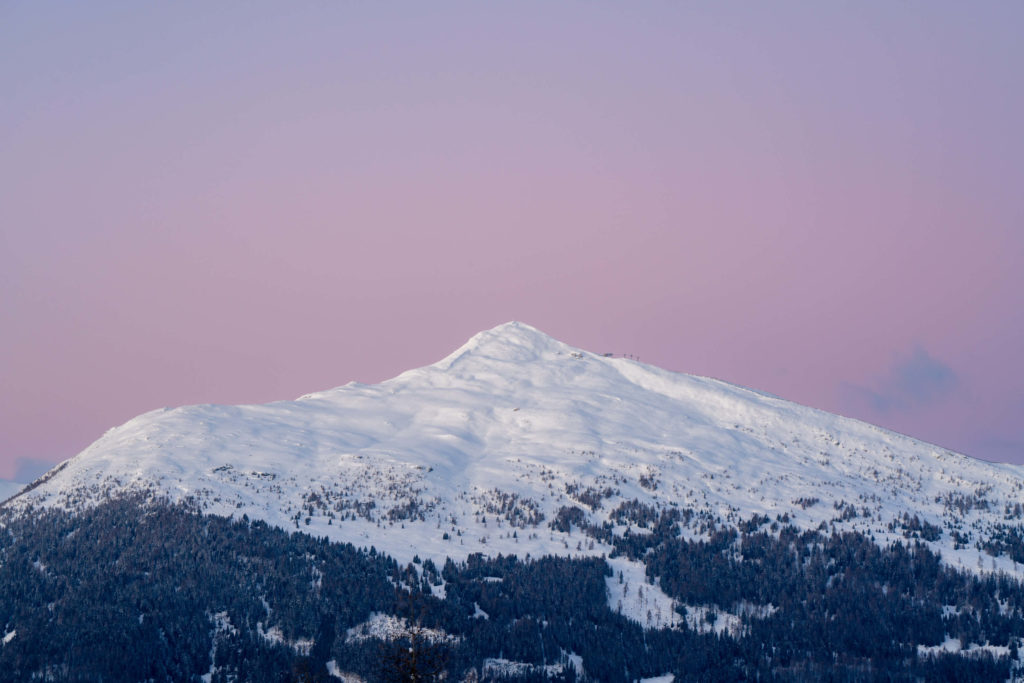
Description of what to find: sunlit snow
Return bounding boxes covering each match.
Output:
[6,321,1024,624]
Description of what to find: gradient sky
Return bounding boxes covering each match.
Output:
[2,2,1023,481]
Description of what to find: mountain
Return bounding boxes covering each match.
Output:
[6,322,1022,574]
[3,322,1024,682]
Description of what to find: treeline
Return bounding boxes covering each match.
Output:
[0,497,398,681]
[0,497,1022,681]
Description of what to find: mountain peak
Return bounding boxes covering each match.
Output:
[437,321,571,368]
[7,321,1023,581]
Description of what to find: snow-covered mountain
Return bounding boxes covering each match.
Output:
[5,322,1022,580]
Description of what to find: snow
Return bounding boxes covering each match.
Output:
[482,653,580,680]
[326,660,364,682]
[345,613,408,643]
[678,605,737,636]
[7,320,1024,626]
[563,651,584,676]
[606,556,682,630]
[202,611,237,683]
[345,613,458,645]
[257,623,285,646]
[918,637,1014,659]
[2,630,15,645]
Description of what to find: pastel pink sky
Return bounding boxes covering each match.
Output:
[2,3,1023,480]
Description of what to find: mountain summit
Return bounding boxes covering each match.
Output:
[6,324,1024,681]
[5,322,1022,577]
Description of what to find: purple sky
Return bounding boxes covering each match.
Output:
[2,3,1023,481]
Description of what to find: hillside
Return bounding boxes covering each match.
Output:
[6,322,1022,575]
[3,323,1024,681]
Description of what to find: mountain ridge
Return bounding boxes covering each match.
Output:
[5,322,1023,588]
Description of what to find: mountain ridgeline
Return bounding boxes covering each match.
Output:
[3,322,1024,681]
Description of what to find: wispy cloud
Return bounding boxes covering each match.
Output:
[13,457,56,484]
[841,347,959,417]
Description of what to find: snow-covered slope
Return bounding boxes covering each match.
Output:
[5,322,1022,578]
